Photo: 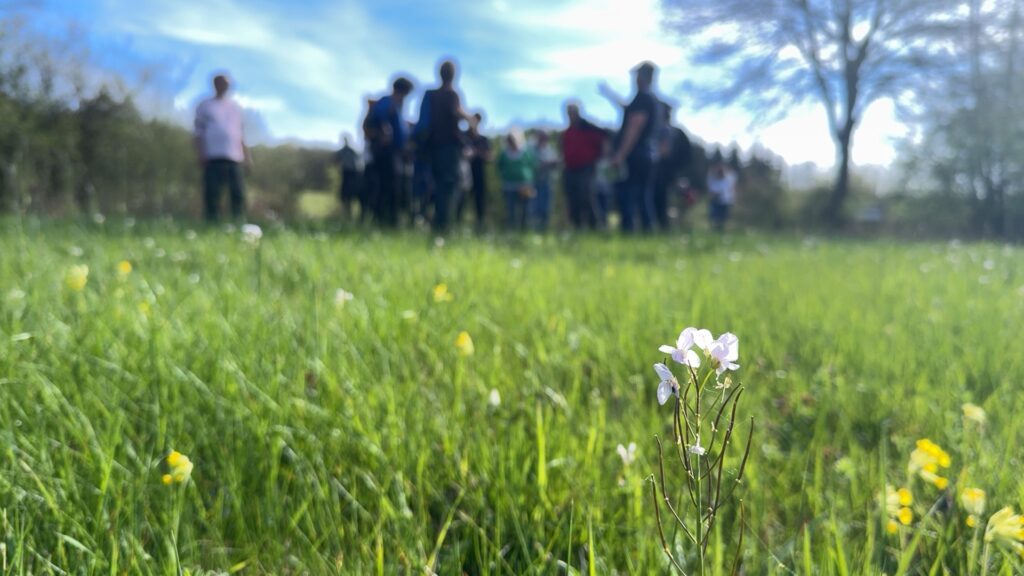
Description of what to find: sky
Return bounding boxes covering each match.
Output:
[26,0,907,168]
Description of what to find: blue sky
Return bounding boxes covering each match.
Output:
[30,0,904,167]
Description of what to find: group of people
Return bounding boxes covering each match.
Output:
[193,61,739,233]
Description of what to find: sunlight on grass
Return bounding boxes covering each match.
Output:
[0,221,1021,574]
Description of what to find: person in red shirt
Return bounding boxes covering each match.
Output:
[561,102,606,229]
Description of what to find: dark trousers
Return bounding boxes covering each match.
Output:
[469,161,487,225]
[455,162,487,226]
[652,162,675,230]
[373,146,399,227]
[431,145,460,233]
[203,159,245,221]
[564,165,597,229]
[617,153,653,233]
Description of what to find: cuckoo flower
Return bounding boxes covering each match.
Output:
[708,332,740,376]
[654,363,679,406]
[658,327,706,368]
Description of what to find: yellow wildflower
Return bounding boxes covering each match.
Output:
[962,403,987,427]
[164,450,194,484]
[961,488,986,517]
[897,507,914,526]
[65,265,89,292]
[886,519,899,534]
[433,283,454,303]
[455,331,474,357]
[908,438,951,489]
[985,507,1024,554]
[884,485,915,529]
[117,260,133,277]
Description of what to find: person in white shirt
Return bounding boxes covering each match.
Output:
[194,74,249,221]
[707,161,738,232]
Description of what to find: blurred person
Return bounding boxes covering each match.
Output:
[652,104,692,231]
[498,128,535,231]
[707,161,738,232]
[593,131,617,229]
[410,152,433,225]
[363,77,414,227]
[462,112,491,230]
[335,133,362,220]
[194,73,250,222]
[417,59,472,234]
[530,131,559,230]
[561,102,606,229]
[609,61,661,233]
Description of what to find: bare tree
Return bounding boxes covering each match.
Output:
[662,0,959,225]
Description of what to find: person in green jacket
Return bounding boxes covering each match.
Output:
[498,128,536,231]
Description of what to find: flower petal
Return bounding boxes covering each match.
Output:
[657,381,672,405]
[653,363,674,381]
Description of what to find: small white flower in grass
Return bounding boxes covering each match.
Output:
[488,389,501,407]
[658,327,709,368]
[654,363,679,406]
[242,223,263,244]
[708,332,740,376]
[334,289,355,307]
[616,443,637,466]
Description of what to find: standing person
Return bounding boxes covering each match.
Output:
[652,104,692,231]
[561,102,606,229]
[418,60,471,234]
[335,133,362,221]
[466,112,492,230]
[364,77,414,228]
[530,131,559,230]
[707,161,738,232]
[194,73,249,222]
[498,128,535,231]
[609,61,661,233]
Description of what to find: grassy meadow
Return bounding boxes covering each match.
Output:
[1,219,1022,575]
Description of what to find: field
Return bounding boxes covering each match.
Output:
[1,220,1022,575]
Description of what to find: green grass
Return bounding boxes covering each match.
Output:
[1,220,1022,574]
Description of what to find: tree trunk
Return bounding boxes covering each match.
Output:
[826,121,854,226]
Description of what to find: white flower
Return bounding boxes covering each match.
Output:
[654,363,679,406]
[658,327,709,367]
[334,289,355,307]
[488,389,501,407]
[688,441,706,456]
[708,332,740,376]
[616,442,637,466]
[242,224,263,244]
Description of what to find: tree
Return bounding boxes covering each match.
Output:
[920,0,1023,237]
[662,0,958,225]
